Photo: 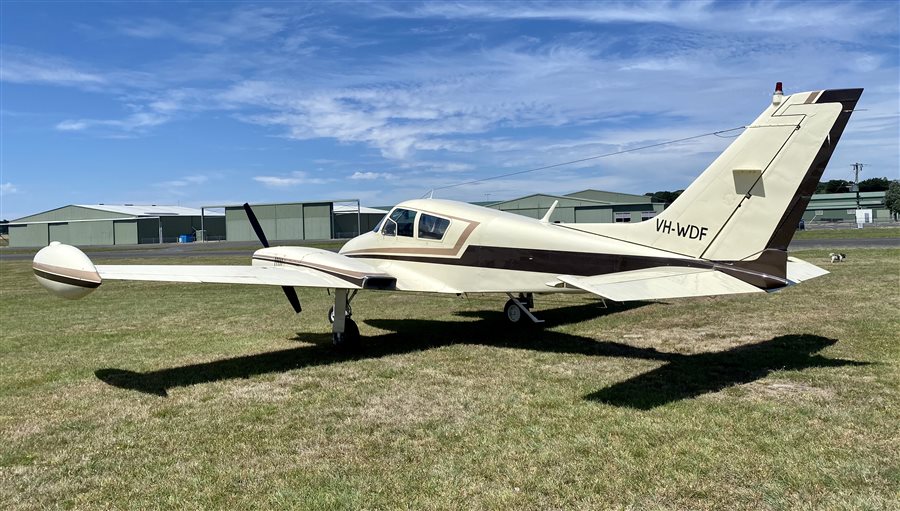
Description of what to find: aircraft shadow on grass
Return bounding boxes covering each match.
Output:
[95,302,867,407]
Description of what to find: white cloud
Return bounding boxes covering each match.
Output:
[113,6,290,46]
[155,175,212,188]
[253,171,333,188]
[370,1,894,38]
[55,112,170,134]
[0,46,107,87]
[0,183,19,195]
[350,171,394,180]
[55,120,89,131]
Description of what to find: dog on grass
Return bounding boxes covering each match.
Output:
[829,253,847,263]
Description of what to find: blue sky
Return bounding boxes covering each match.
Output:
[2,1,898,220]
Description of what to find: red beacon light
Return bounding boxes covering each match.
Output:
[773,81,784,105]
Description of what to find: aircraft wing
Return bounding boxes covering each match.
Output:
[32,243,397,303]
[555,267,764,302]
[94,264,363,289]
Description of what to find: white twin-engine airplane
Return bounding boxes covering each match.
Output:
[33,85,862,348]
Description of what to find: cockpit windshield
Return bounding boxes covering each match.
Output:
[381,208,451,241]
[382,208,416,237]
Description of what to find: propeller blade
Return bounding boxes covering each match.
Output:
[282,286,302,313]
[243,202,269,248]
[244,203,301,313]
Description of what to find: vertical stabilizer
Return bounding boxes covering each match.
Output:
[618,86,862,263]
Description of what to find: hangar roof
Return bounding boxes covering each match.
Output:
[76,204,224,217]
[333,205,388,215]
[563,189,654,203]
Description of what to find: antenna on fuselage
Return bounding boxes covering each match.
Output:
[539,200,559,224]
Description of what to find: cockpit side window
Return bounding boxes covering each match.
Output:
[418,213,451,240]
[382,208,416,237]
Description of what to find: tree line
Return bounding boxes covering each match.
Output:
[645,177,894,203]
[645,177,899,220]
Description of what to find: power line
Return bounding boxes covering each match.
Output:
[430,125,747,193]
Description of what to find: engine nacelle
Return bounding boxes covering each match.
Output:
[32,242,101,299]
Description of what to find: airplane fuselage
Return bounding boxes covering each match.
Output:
[337,199,719,294]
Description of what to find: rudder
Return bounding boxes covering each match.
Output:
[622,86,862,263]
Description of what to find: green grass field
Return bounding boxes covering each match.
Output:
[1,248,898,509]
[793,226,900,240]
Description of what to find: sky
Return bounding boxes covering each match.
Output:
[1,1,898,220]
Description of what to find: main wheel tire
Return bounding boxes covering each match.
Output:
[332,318,360,349]
[504,299,524,324]
[327,304,352,324]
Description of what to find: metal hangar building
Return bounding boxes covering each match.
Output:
[6,205,225,248]
[214,201,388,242]
[486,189,667,223]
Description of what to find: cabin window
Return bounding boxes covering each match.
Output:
[418,214,451,240]
[614,212,632,223]
[382,208,416,237]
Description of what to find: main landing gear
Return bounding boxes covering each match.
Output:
[503,293,544,325]
[330,289,360,348]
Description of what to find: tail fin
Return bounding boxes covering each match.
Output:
[623,86,862,262]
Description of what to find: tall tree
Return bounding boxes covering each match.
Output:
[822,179,852,193]
[885,181,900,221]
[858,177,891,192]
[644,190,684,204]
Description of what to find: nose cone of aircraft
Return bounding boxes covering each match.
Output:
[32,242,101,299]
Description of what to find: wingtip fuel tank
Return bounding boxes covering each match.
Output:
[32,242,101,299]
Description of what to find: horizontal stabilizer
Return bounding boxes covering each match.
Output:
[786,257,829,283]
[96,265,363,289]
[556,267,764,302]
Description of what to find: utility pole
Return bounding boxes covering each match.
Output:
[851,162,866,210]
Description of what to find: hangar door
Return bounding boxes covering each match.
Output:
[275,204,303,240]
[9,224,49,247]
[303,203,333,239]
[574,207,613,223]
[114,220,138,245]
[49,223,70,244]
[68,221,114,246]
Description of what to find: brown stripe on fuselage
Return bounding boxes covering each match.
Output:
[347,245,790,290]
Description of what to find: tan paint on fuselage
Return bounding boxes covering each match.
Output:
[339,200,689,293]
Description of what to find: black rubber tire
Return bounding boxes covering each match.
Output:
[504,299,524,324]
[332,318,360,349]
[328,305,352,324]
